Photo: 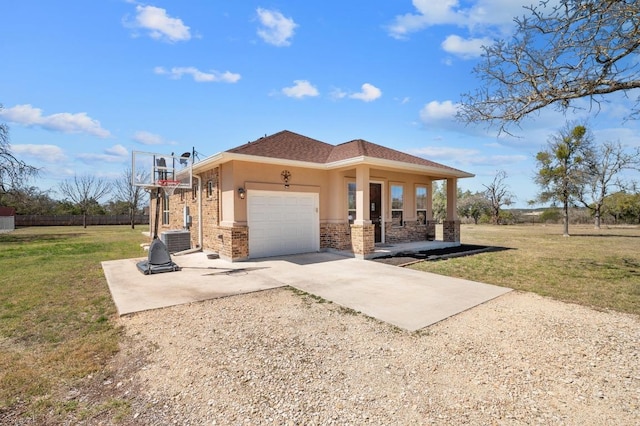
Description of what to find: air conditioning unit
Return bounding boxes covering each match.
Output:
[160,230,191,253]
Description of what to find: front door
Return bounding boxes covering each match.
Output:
[369,183,382,243]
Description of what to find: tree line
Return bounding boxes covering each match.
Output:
[0,170,148,229]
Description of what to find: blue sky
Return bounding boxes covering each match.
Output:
[2,0,639,208]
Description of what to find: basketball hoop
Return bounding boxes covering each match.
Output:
[157,179,181,196]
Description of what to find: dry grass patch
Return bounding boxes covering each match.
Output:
[410,224,640,315]
[0,226,146,422]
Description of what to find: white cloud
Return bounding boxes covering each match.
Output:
[130,5,191,43]
[412,146,527,166]
[419,100,459,123]
[330,88,348,100]
[12,144,66,162]
[132,130,162,145]
[349,83,382,102]
[131,130,178,146]
[387,0,534,39]
[441,35,492,58]
[0,104,111,138]
[256,8,297,47]
[154,66,241,83]
[77,144,129,163]
[105,144,128,156]
[282,80,319,99]
[415,146,480,159]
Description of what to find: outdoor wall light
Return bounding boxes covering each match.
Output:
[238,187,245,199]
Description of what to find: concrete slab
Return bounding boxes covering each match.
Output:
[101,254,286,315]
[102,251,512,331]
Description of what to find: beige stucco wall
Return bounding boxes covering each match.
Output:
[229,161,330,223]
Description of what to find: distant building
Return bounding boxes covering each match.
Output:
[0,207,16,232]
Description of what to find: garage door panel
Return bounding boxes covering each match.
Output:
[247,190,319,258]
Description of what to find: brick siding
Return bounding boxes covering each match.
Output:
[350,224,374,257]
[320,222,352,250]
[443,220,461,242]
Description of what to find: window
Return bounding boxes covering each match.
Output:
[347,182,356,224]
[162,192,170,225]
[207,180,213,198]
[391,184,404,226]
[416,185,427,225]
[192,183,198,200]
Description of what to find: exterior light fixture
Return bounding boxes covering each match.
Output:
[281,170,291,189]
[238,187,245,199]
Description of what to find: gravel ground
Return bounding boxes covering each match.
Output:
[110,287,639,425]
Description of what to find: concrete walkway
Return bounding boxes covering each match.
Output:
[102,251,511,331]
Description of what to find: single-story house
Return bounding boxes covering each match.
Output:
[152,130,473,261]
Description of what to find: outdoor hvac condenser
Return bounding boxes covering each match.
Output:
[160,230,191,254]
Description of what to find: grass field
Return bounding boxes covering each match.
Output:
[411,224,640,315]
[0,226,147,421]
[0,224,638,422]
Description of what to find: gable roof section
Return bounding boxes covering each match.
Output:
[326,139,465,174]
[193,130,473,178]
[226,130,334,163]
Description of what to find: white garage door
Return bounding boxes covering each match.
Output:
[247,190,319,258]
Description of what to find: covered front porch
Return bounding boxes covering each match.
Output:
[331,239,460,260]
[348,164,462,259]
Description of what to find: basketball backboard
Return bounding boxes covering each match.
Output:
[132,151,193,190]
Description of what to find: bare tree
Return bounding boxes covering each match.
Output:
[458,1,640,132]
[535,124,593,236]
[577,141,640,228]
[58,175,111,228]
[1,105,38,202]
[113,167,148,229]
[457,191,491,225]
[483,170,514,225]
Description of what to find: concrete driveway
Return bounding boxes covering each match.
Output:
[102,251,511,331]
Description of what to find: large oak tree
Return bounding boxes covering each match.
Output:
[459,1,640,132]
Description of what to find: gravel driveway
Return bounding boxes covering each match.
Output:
[112,288,639,425]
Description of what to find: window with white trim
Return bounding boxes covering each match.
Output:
[416,185,427,225]
[391,184,404,226]
[347,182,356,224]
[162,192,170,225]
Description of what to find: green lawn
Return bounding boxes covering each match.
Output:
[410,224,640,315]
[0,226,147,420]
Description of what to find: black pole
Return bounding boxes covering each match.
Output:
[153,188,161,239]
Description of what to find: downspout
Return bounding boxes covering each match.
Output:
[195,173,203,249]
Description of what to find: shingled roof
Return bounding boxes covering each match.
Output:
[226,131,334,163]
[223,130,469,176]
[327,139,463,173]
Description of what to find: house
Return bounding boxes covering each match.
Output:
[153,130,473,261]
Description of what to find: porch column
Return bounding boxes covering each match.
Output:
[426,180,436,240]
[354,165,370,224]
[444,177,460,242]
[351,165,374,258]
